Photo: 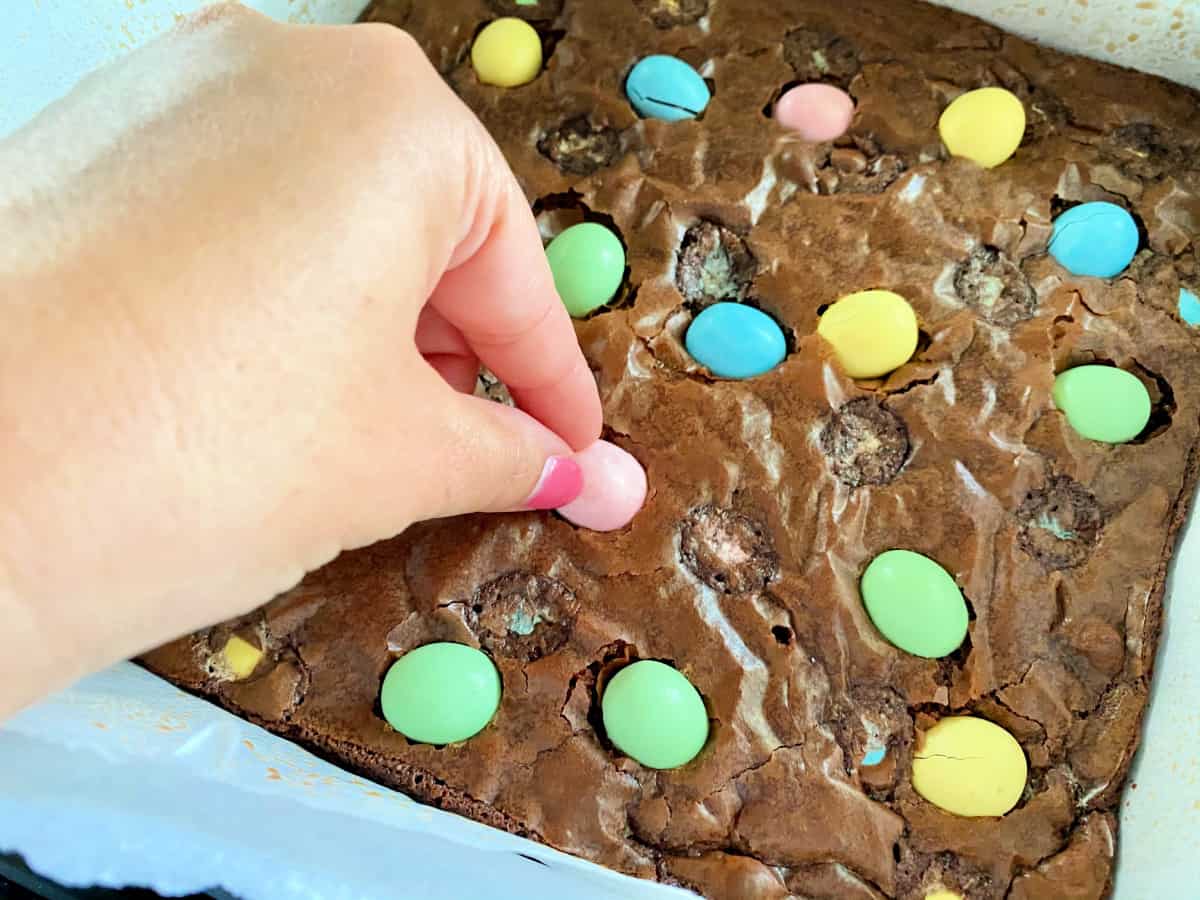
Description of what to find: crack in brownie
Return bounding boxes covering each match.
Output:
[142,1,1200,897]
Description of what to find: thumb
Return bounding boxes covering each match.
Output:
[413,385,580,519]
[408,381,648,530]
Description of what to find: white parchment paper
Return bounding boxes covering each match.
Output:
[0,663,689,900]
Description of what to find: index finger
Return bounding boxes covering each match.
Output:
[428,181,602,451]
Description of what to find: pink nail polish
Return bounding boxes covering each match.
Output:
[524,456,584,510]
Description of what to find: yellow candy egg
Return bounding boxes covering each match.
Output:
[925,891,964,900]
[816,289,919,379]
[912,716,1027,817]
[220,635,263,680]
[471,18,543,88]
[938,87,1025,169]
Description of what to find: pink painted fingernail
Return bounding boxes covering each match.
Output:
[524,456,584,510]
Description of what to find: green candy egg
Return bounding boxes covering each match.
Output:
[380,643,501,744]
[860,550,968,659]
[1053,365,1151,444]
[601,660,708,769]
[546,222,625,318]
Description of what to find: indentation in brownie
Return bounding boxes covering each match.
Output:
[487,0,564,20]
[470,572,580,662]
[831,685,913,788]
[676,220,757,308]
[1017,475,1103,571]
[1128,359,1176,444]
[679,505,779,594]
[562,640,642,748]
[782,27,861,87]
[537,115,624,176]
[819,397,910,488]
[816,134,908,195]
[953,245,1038,326]
[633,0,709,28]
[894,847,995,900]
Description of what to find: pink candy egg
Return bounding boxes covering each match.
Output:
[774,83,855,142]
[558,440,647,532]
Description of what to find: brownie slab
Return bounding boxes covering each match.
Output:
[143,1,1200,897]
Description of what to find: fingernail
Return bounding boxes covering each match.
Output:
[524,456,584,510]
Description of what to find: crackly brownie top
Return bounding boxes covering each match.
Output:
[143,1,1200,897]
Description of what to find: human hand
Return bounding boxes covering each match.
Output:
[0,3,645,717]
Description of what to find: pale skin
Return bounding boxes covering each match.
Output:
[0,5,625,718]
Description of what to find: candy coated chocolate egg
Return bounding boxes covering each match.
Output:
[1179,287,1200,326]
[220,635,263,680]
[557,440,647,532]
[925,892,963,900]
[545,222,625,317]
[938,87,1025,168]
[774,83,855,142]
[1049,201,1139,278]
[471,18,542,87]
[626,55,710,121]
[817,289,918,379]
[380,643,501,744]
[912,716,1027,817]
[860,549,968,658]
[685,302,787,379]
[602,660,708,769]
[1053,365,1151,444]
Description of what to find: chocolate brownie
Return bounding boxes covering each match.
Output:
[142,1,1200,897]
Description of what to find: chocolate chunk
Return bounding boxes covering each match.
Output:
[818,136,907,194]
[680,505,778,594]
[633,0,708,28]
[537,116,622,177]
[676,221,757,307]
[487,0,564,20]
[820,398,910,488]
[1017,476,1103,570]
[954,245,1038,326]
[783,27,860,85]
[471,572,579,661]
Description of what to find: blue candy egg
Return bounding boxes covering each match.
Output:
[1180,287,1200,327]
[1048,201,1139,278]
[625,55,710,122]
[685,302,787,379]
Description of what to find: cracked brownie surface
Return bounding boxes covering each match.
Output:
[142,1,1200,897]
